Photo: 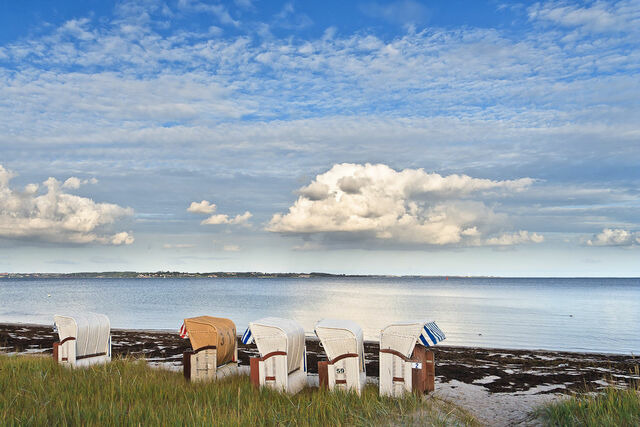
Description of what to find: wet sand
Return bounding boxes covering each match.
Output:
[2,322,638,425]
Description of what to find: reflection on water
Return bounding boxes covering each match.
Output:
[0,277,638,354]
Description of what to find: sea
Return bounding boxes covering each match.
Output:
[1,276,638,354]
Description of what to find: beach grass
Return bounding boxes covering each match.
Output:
[0,355,476,426]
[539,379,640,426]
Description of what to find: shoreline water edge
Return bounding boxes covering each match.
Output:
[2,322,637,391]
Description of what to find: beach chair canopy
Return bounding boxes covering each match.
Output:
[248,317,305,374]
[183,316,236,365]
[315,319,365,371]
[54,313,110,359]
[380,320,446,358]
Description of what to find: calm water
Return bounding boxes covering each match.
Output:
[1,277,638,354]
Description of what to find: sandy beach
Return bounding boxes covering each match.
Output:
[1,322,638,425]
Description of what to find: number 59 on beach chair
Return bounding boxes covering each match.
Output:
[52,313,111,367]
[379,320,445,397]
[242,317,308,394]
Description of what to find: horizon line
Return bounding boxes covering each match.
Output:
[1,271,638,279]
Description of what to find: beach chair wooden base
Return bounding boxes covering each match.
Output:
[249,355,306,394]
[244,317,308,394]
[53,342,60,362]
[410,346,435,394]
[380,347,435,397]
[318,353,366,394]
[183,349,238,382]
[318,361,329,389]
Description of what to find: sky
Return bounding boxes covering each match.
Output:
[0,0,638,276]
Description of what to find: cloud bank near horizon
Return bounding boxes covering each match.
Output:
[268,163,543,247]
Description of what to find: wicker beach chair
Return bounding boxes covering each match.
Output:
[241,317,308,394]
[379,320,445,397]
[315,318,367,395]
[53,313,111,367]
[181,316,239,382]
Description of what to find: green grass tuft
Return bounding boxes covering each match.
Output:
[0,355,475,426]
[539,382,640,427]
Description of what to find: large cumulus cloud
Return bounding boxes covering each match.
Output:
[0,165,133,245]
[268,163,543,246]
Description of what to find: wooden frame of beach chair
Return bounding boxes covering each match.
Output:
[52,313,111,367]
[315,319,367,395]
[379,345,434,396]
[182,316,239,382]
[379,320,444,397]
[246,317,307,394]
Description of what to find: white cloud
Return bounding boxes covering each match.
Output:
[222,244,240,252]
[106,231,135,245]
[24,183,39,194]
[268,163,542,246]
[59,18,96,41]
[201,211,252,225]
[586,228,640,246]
[528,0,640,33]
[272,2,313,30]
[201,214,230,225]
[232,211,253,224]
[177,0,239,27]
[187,200,217,214]
[64,177,82,189]
[188,199,252,226]
[485,231,545,246]
[0,164,133,245]
[62,176,98,189]
[0,164,15,186]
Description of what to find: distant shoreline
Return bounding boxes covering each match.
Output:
[1,271,638,279]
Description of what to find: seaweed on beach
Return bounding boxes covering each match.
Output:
[1,323,638,395]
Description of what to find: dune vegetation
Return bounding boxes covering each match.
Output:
[0,355,476,426]
[539,380,640,426]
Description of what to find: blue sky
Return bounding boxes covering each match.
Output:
[0,0,638,276]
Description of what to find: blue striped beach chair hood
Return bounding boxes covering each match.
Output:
[380,320,446,359]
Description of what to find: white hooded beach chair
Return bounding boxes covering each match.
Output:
[242,317,307,394]
[53,313,111,367]
[182,316,239,382]
[314,319,366,395]
[379,320,445,397]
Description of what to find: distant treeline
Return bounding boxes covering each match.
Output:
[1,271,374,279]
